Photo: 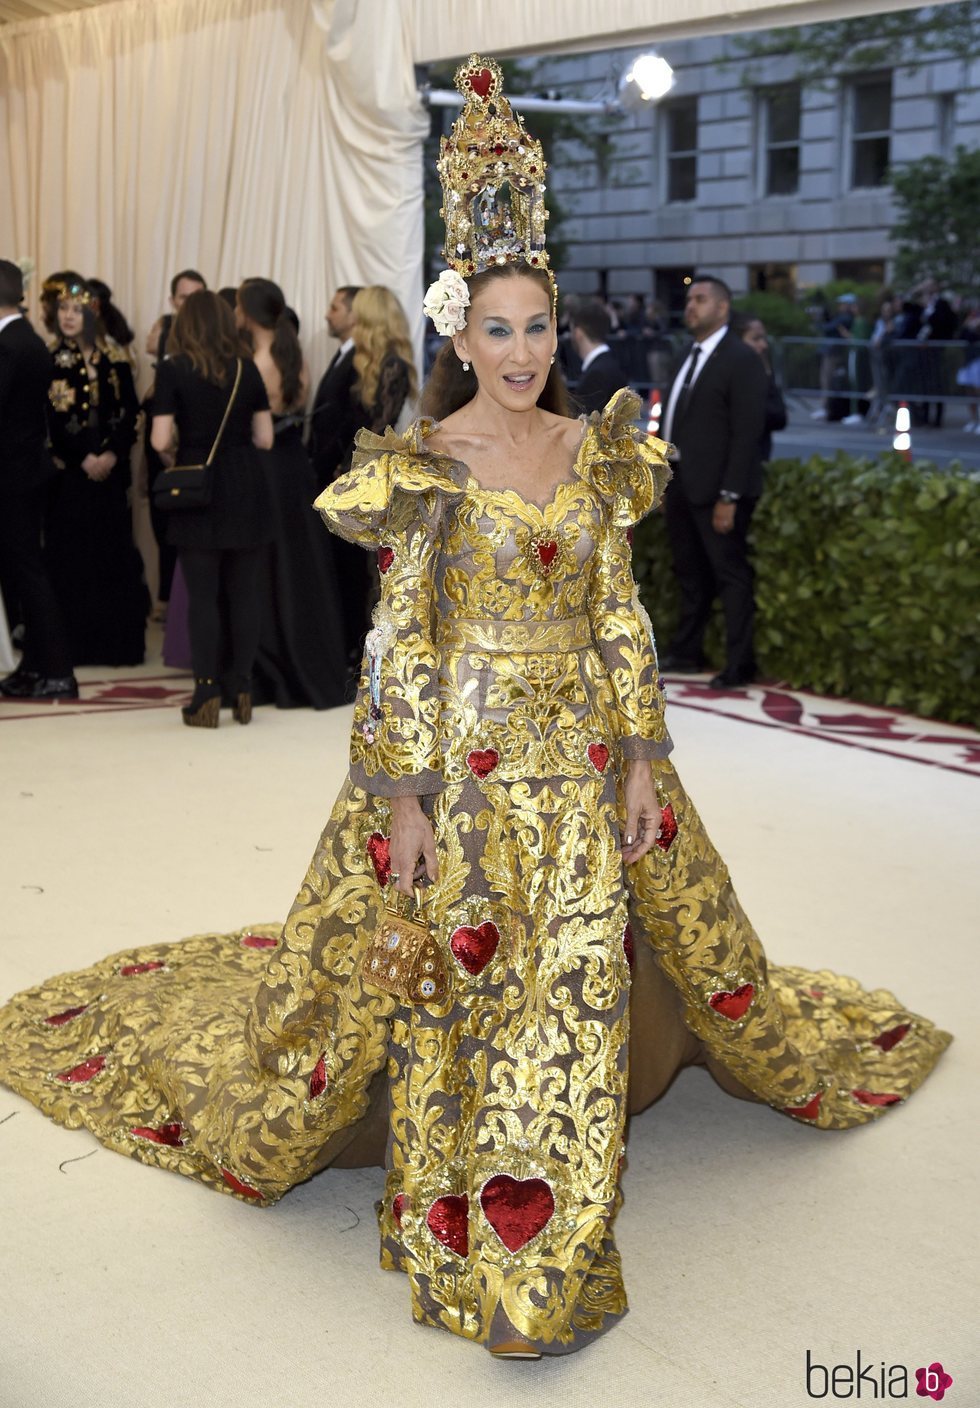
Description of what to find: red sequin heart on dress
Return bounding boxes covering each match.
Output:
[533,540,559,574]
[377,546,394,574]
[131,1122,184,1147]
[587,742,610,773]
[309,1056,327,1100]
[708,983,755,1021]
[466,748,499,780]
[622,922,635,970]
[426,1194,469,1257]
[119,961,166,977]
[241,933,278,950]
[221,1169,264,1199]
[468,67,494,99]
[852,1089,903,1106]
[480,1174,555,1253]
[871,1023,911,1052]
[450,921,500,975]
[784,1091,823,1120]
[366,832,392,886]
[392,1193,407,1228]
[55,1055,106,1084]
[44,1003,89,1026]
[655,803,678,852]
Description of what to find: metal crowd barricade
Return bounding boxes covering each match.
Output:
[774,337,975,417]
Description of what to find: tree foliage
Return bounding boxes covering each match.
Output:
[734,2,979,81]
[889,145,980,290]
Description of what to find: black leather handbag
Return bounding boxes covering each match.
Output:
[152,358,242,511]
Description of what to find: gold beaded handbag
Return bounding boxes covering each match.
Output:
[360,885,451,1005]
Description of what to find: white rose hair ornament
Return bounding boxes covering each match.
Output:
[423,55,556,336]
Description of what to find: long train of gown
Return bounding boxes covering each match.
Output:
[0,392,951,1357]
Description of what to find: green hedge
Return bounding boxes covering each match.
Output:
[632,452,979,726]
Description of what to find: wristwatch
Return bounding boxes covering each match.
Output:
[718,489,740,504]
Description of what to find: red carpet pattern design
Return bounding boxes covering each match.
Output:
[2,668,975,778]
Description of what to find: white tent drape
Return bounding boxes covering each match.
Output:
[0,0,427,389]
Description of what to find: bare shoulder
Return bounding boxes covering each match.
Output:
[425,406,475,458]
[543,408,587,452]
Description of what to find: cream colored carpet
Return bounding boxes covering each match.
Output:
[0,643,975,1408]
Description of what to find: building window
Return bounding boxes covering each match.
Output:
[762,86,800,196]
[834,260,886,286]
[937,93,955,159]
[665,98,697,203]
[850,74,892,188]
[749,263,797,299]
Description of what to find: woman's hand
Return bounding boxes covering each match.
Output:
[81,453,105,480]
[389,795,439,896]
[621,760,663,866]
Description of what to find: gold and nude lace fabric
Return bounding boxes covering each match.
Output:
[0,389,952,1356]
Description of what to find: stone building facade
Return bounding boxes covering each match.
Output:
[528,36,980,314]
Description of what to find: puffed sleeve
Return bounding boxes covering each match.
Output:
[585,389,674,763]
[313,424,466,796]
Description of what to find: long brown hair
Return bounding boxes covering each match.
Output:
[169,289,242,385]
[238,277,303,409]
[420,264,572,420]
[351,285,418,412]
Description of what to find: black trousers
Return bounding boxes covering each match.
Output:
[179,546,262,684]
[0,488,73,677]
[664,486,758,674]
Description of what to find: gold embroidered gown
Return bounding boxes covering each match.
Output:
[0,390,952,1355]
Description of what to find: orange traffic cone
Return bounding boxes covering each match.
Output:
[647,388,662,438]
[893,402,912,461]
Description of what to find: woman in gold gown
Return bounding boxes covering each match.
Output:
[0,57,951,1360]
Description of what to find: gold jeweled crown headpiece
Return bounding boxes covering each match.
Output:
[424,56,554,336]
[42,276,94,307]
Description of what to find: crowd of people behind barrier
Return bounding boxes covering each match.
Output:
[437,279,979,437]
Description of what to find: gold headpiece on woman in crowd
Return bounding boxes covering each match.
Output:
[42,276,93,307]
[424,55,555,336]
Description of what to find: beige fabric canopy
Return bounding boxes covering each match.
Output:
[0,0,928,388]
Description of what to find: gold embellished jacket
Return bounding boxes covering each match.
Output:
[315,388,673,796]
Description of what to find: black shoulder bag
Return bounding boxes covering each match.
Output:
[153,357,243,511]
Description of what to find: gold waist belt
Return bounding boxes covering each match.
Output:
[437,615,592,655]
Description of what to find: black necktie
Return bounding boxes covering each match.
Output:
[673,344,701,431]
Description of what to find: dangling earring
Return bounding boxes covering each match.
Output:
[462,361,470,372]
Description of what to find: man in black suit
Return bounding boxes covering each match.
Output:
[568,298,626,413]
[309,284,363,492]
[659,275,768,689]
[0,259,77,699]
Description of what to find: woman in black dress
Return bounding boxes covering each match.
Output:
[44,276,148,666]
[235,278,347,709]
[150,290,273,727]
